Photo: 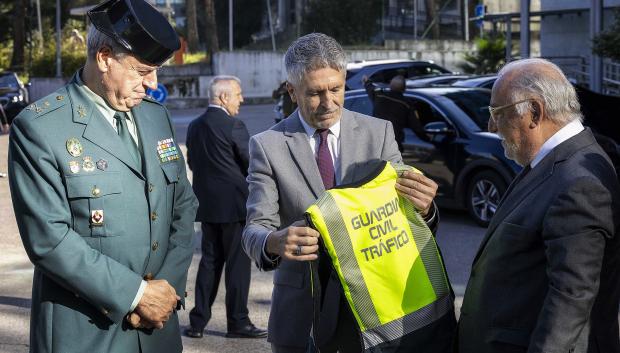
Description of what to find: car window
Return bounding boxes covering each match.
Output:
[0,75,18,88]
[344,95,373,116]
[408,64,450,78]
[443,90,491,130]
[369,67,409,84]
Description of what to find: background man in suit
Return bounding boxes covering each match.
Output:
[243,33,455,353]
[7,0,198,352]
[184,76,267,339]
[458,58,620,353]
[363,75,428,151]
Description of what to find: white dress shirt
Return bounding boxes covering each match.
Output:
[530,120,584,169]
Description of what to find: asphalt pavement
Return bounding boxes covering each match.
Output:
[0,103,486,353]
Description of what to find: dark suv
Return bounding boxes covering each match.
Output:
[344,87,520,226]
[345,59,452,90]
[0,71,29,122]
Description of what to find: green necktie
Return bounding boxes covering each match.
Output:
[113,112,142,170]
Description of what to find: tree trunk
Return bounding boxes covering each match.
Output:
[10,0,26,71]
[204,0,219,54]
[185,0,199,52]
[424,0,440,39]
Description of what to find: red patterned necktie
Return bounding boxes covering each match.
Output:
[316,129,335,189]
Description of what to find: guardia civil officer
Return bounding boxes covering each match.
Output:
[8,0,198,352]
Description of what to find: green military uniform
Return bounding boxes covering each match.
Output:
[8,72,198,353]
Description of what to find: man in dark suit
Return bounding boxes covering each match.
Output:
[243,33,455,353]
[458,58,620,353]
[184,76,267,339]
[364,75,428,151]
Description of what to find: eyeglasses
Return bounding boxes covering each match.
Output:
[125,60,162,77]
[487,98,533,122]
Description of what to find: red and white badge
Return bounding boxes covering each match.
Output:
[90,210,104,226]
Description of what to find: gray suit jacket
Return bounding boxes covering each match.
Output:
[458,128,620,353]
[243,109,405,347]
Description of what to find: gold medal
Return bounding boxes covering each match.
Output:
[69,160,80,174]
[66,138,83,157]
[82,156,95,172]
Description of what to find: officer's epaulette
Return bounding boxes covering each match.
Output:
[141,95,164,107]
[20,87,70,120]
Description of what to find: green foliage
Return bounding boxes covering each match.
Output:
[182,52,208,64]
[593,9,620,62]
[303,0,381,45]
[460,34,506,74]
[29,27,87,78]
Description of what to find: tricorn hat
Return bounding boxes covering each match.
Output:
[88,0,180,66]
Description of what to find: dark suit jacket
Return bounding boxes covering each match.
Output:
[186,107,250,223]
[458,128,620,353]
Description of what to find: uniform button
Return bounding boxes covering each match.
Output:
[151,211,158,221]
[92,187,101,197]
[101,308,109,315]
[152,241,159,251]
[148,183,154,192]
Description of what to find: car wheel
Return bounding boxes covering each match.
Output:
[466,170,507,227]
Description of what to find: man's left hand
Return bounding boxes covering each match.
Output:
[395,170,438,217]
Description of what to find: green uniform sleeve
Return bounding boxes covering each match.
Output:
[8,116,143,323]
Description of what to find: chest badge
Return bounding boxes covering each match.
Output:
[82,156,96,172]
[96,159,108,171]
[69,160,80,174]
[156,138,180,163]
[66,138,83,157]
[90,210,104,227]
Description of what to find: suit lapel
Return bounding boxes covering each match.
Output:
[66,81,144,178]
[284,112,325,198]
[339,110,361,185]
[472,128,596,265]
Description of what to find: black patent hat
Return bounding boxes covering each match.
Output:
[88,0,180,66]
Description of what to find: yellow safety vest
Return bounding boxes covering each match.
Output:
[305,161,453,350]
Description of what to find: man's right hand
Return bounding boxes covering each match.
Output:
[134,279,180,329]
[266,220,320,261]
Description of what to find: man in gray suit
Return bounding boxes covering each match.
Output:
[458,58,620,353]
[243,33,456,353]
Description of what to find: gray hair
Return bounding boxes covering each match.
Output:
[86,25,129,60]
[284,33,347,85]
[497,58,583,125]
[208,75,241,101]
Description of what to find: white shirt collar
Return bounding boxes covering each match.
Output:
[530,119,584,168]
[298,112,341,139]
[208,104,230,116]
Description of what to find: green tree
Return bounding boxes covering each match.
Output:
[593,9,620,62]
[302,0,381,45]
[460,34,506,74]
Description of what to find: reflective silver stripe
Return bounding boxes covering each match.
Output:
[316,193,382,329]
[361,294,453,349]
[394,164,451,298]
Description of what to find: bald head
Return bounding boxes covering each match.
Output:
[493,58,582,125]
[390,75,406,93]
